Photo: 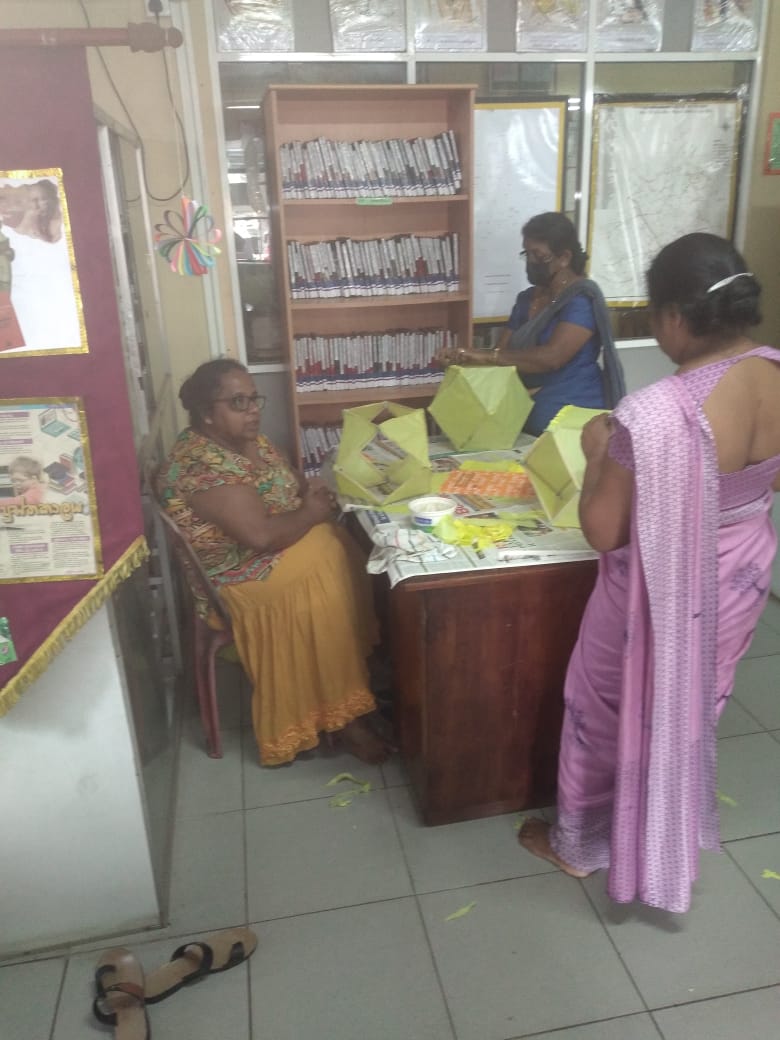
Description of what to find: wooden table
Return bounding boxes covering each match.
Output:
[383,559,598,825]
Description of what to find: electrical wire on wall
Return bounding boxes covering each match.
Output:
[77,0,190,203]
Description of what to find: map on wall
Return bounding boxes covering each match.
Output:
[588,98,742,305]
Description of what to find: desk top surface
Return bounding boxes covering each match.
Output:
[336,434,598,589]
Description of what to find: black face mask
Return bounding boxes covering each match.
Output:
[526,259,554,286]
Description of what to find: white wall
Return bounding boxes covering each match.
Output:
[0,606,159,956]
[619,344,677,394]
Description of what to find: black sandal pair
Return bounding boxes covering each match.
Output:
[92,927,257,1038]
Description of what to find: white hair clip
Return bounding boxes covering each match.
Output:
[706,272,754,294]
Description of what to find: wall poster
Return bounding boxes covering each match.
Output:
[0,169,87,357]
[0,399,101,582]
[588,98,742,306]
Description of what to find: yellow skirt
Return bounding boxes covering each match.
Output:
[220,522,378,765]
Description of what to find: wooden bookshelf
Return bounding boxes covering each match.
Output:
[263,83,475,467]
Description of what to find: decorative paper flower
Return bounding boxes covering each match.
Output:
[154,196,222,276]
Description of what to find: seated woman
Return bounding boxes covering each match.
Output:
[441,212,625,434]
[157,359,389,766]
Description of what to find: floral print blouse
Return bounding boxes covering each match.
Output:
[157,428,301,592]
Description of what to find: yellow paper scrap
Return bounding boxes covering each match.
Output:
[717,791,738,807]
[437,517,513,549]
[761,869,780,881]
[329,793,355,808]
[444,901,477,921]
[326,772,370,791]
[513,816,527,832]
[325,772,372,803]
[458,460,525,473]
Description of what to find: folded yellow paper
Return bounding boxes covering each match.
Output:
[333,401,431,505]
[428,365,533,450]
[523,405,609,528]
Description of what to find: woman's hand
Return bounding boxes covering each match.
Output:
[433,345,460,368]
[303,483,338,524]
[434,346,498,368]
[580,413,612,461]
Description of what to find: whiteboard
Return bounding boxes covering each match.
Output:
[588,98,742,305]
[473,102,565,322]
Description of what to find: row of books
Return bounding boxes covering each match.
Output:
[300,424,342,478]
[279,131,461,199]
[287,233,459,300]
[294,329,454,392]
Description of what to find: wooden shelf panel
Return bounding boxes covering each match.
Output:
[265,83,474,467]
[298,384,441,407]
[290,292,469,311]
[281,195,469,207]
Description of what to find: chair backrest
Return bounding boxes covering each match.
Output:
[146,463,233,632]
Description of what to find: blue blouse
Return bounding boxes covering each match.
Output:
[506,288,605,435]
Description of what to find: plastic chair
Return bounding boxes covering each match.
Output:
[153,502,236,759]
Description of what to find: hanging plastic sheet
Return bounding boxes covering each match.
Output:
[328,0,406,51]
[414,0,487,52]
[595,0,664,52]
[214,0,294,52]
[516,1,588,53]
[691,0,758,52]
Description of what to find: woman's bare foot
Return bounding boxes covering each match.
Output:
[340,717,396,765]
[518,818,591,878]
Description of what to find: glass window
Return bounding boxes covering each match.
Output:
[220,62,406,365]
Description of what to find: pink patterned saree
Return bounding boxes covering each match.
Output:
[550,348,780,912]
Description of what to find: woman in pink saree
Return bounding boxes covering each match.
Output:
[519,233,780,912]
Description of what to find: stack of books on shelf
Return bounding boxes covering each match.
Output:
[287,233,459,300]
[300,424,342,478]
[294,329,452,391]
[279,132,461,199]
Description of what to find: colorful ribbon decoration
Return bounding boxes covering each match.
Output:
[153,196,222,276]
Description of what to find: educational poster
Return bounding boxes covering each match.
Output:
[414,0,487,51]
[691,0,758,52]
[0,400,101,582]
[588,99,741,305]
[329,0,407,51]
[595,0,664,51]
[473,103,565,322]
[0,169,86,357]
[214,0,294,52]
[516,0,589,52]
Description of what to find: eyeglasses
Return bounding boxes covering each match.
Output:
[519,249,554,264]
[213,392,266,412]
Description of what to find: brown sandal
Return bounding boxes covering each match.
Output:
[144,926,258,1004]
[93,947,150,1039]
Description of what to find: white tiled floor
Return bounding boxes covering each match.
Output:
[2,610,780,1040]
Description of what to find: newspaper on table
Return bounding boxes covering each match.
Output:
[328,0,407,51]
[516,0,589,53]
[414,0,487,51]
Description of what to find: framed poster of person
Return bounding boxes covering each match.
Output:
[0,399,101,582]
[0,169,87,357]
